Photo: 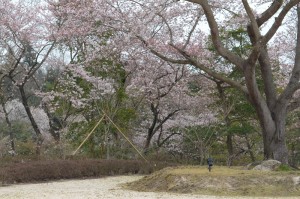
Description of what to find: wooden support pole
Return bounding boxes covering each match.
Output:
[72,115,105,155]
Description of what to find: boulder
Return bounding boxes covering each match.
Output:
[252,160,281,171]
[292,176,300,186]
[245,161,261,170]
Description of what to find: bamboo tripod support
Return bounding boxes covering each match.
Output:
[72,112,148,162]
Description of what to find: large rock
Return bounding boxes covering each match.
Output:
[252,160,282,171]
[292,176,300,186]
[245,161,261,170]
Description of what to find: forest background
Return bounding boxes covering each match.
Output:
[0,0,300,168]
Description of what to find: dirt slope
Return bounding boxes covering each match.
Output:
[1,175,299,199]
[0,175,250,199]
[125,166,300,197]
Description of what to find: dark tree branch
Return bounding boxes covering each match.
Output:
[183,12,202,50]
[153,109,181,134]
[24,42,56,84]
[136,35,190,64]
[278,4,300,104]
[262,0,300,44]
[169,43,249,94]
[187,0,245,68]
[256,0,283,27]
[157,132,181,148]
[242,0,261,41]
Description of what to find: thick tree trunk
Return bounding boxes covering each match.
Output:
[262,110,289,164]
[264,133,288,164]
[19,85,44,155]
[243,61,289,164]
[258,105,289,164]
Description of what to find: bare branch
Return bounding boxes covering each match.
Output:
[24,42,56,84]
[258,48,277,108]
[246,42,262,65]
[187,0,244,68]
[136,35,190,64]
[168,43,249,94]
[183,12,201,50]
[7,47,25,79]
[262,0,300,44]
[256,0,283,27]
[157,131,181,147]
[278,4,300,104]
[246,1,282,108]
[242,0,261,40]
[153,109,181,134]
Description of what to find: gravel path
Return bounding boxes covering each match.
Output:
[0,176,298,199]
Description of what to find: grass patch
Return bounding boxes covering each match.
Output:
[126,166,300,197]
[275,164,294,171]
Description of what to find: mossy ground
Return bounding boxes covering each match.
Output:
[125,166,300,197]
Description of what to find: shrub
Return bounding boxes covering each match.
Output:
[276,164,293,172]
[0,158,175,185]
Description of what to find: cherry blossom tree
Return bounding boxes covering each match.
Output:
[44,0,300,163]
[43,1,137,157]
[205,28,262,165]
[0,0,56,154]
[106,0,300,164]
[123,47,185,148]
[126,57,215,153]
[45,0,181,155]
[0,84,15,154]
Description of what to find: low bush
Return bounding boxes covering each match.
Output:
[275,164,294,172]
[0,158,174,185]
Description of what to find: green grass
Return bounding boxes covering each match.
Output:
[276,164,294,171]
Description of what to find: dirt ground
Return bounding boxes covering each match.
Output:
[0,175,299,199]
[127,166,300,197]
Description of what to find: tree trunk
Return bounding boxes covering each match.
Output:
[264,134,288,164]
[243,61,289,164]
[259,106,289,164]
[226,134,234,166]
[2,102,15,155]
[144,103,158,153]
[19,85,44,155]
[245,134,256,162]
[42,103,60,142]
[263,121,288,163]
[216,82,234,166]
[144,133,153,154]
